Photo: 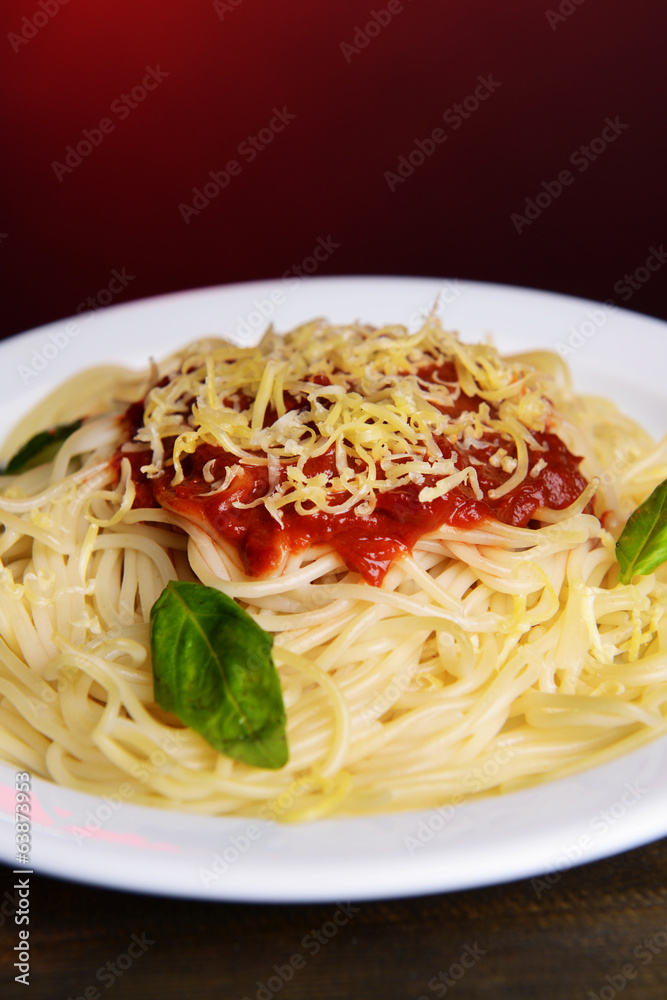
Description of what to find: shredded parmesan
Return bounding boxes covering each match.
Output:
[133,316,562,517]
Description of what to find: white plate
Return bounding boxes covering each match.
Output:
[1,276,666,902]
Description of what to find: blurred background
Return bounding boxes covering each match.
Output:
[1,0,665,344]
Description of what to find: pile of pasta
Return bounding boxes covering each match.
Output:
[1,315,666,821]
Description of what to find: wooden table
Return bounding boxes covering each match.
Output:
[2,838,667,999]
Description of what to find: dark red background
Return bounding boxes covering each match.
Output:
[1,0,666,340]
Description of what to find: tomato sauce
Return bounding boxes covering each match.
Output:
[117,377,588,585]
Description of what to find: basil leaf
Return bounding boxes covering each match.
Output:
[4,420,83,474]
[149,581,288,769]
[616,479,667,584]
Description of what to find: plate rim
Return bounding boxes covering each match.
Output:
[1,274,666,902]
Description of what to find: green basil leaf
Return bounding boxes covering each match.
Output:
[149,581,288,769]
[616,479,667,584]
[4,420,83,474]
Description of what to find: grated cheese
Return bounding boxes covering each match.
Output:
[134,316,557,521]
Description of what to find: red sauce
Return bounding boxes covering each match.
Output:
[116,377,588,585]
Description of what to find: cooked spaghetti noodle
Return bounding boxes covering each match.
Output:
[1,314,666,821]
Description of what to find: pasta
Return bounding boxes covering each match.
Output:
[1,314,666,822]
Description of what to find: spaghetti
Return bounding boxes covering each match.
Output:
[1,314,666,821]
